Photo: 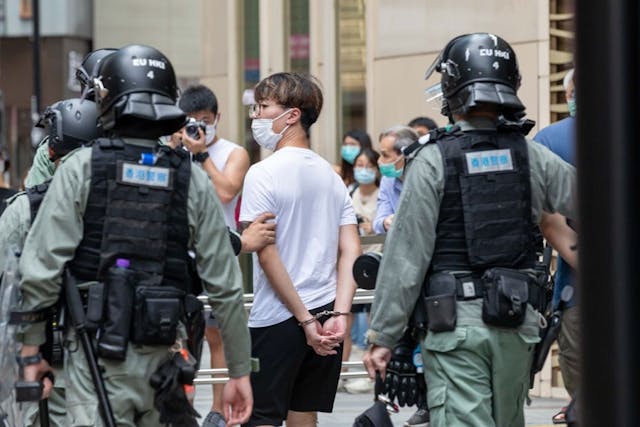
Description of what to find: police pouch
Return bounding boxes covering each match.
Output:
[132,286,184,346]
[98,267,135,360]
[481,268,529,328]
[85,282,105,330]
[424,273,457,332]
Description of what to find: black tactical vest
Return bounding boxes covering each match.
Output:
[429,129,537,273]
[69,139,192,292]
[26,181,51,224]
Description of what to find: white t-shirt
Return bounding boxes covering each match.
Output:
[240,146,357,327]
[207,137,242,229]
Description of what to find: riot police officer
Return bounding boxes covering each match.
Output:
[15,44,252,426]
[363,33,576,427]
[25,48,117,188]
[0,97,100,427]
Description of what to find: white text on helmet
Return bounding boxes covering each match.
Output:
[132,58,166,70]
[479,49,510,60]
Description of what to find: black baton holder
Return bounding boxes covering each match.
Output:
[64,270,117,427]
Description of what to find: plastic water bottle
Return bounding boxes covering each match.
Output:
[97,258,133,360]
[412,345,423,373]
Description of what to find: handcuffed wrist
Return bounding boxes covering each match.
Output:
[298,317,316,327]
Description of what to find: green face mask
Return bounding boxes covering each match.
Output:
[379,157,403,178]
[341,145,360,164]
[567,98,577,117]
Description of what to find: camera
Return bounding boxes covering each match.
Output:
[185,117,207,139]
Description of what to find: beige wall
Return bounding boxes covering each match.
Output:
[367,0,550,140]
[94,0,202,78]
[93,0,552,158]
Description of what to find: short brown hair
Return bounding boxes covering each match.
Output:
[254,72,323,136]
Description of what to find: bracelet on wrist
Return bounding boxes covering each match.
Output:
[17,353,42,367]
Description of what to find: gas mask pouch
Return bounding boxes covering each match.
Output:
[131,286,184,345]
[481,268,529,328]
[424,272,458,332]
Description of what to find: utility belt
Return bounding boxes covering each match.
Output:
[421,267,544,333]
[79,265,204,362]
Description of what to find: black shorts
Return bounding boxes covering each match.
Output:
[244,302,343,427]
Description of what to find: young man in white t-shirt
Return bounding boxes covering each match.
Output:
[240,72,361,427]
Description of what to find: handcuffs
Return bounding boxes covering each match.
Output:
[298,310,349,327]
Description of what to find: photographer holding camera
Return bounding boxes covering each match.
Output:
[175,85,252,426]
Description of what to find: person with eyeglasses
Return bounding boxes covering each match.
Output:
[239,72,361,427]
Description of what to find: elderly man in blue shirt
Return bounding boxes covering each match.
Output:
[372,126,419,234]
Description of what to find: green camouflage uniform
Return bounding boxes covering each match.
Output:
[367,117,576,427]
[17,139,251,426]
[0,151,67,427]
[24,141,55,189]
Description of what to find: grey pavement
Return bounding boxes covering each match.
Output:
[193,342,568,426]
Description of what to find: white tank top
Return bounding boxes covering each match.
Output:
[206,138,242,229]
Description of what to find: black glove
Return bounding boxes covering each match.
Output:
[384,329,419,407]
[150,352,200,427]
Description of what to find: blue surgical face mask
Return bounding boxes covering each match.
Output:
[567,96,577,117]
[354,167,377,185]
[379,156,403,178]
[341,145,360,164]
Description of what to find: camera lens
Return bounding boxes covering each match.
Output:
[185,124,197,138]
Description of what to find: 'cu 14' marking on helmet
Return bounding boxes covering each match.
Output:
[131,58,166,70]
[479,49,510,60]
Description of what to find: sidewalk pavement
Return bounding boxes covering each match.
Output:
[193,343,568,426]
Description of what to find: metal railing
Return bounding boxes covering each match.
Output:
[194,361,370,385]
[193,233,385,385]
[196,288,376,311]
[194,288,376,385]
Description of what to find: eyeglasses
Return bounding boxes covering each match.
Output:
[248,103,288,119]
[248,104,262,118]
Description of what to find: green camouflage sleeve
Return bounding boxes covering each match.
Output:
[18,149,91,345]
[0,194,31,273]
[367,144,446,348]
[24,140,55,188]
[188,166,251,377]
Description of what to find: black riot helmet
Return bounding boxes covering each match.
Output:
[92,44,186,138]
[425,33,525,120]
[76,48,117,98]
[36,98,100,160]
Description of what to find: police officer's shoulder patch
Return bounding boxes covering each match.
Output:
[117,160,173,189]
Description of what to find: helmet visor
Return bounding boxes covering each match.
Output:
[424,83,444,112]
[424,51,444,81]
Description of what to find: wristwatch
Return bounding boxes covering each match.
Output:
[192,151,210,163]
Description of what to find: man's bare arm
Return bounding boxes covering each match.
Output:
[540,212,578,269]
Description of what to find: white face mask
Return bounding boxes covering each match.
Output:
[251,109,292,151]
[205,124,216,144]
[205,117,218,145]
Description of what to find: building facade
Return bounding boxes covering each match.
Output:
[93,0,565,164]
[0,0,574,397]
[0,0,92,185]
